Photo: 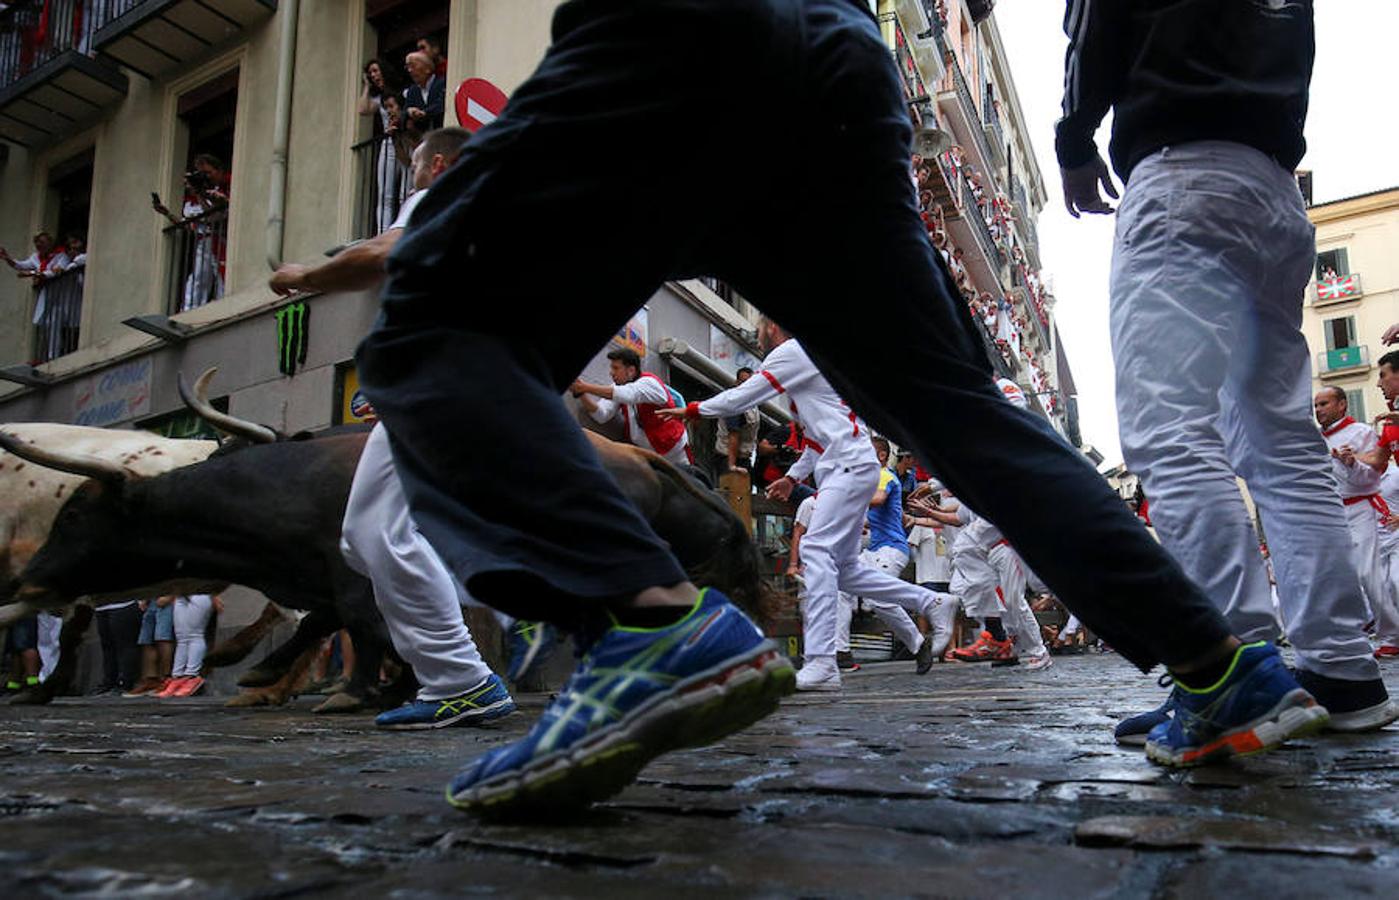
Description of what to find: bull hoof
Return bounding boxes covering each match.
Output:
[224,688,290,708]
[311,691,365,714]
[236,666,283,688]
[7,687,55,705]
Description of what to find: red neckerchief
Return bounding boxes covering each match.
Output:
[1322,415,1357,438]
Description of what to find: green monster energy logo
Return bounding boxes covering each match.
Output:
[275,301,310,376]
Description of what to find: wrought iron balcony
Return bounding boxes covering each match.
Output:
[982,99,1006,167]
[1313,273,1363,306]
[935,33,996,175]
[91,0,276,79]
[161,205,228,315]
[351,136,413,241]
[30,264,85,364]
[1316,344,1370,377]
[0,0,127,145]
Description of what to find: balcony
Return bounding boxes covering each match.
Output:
[935,31,996,176]
[983,101,1006,168]
[1316,344,1370,378]
[888,0,945,93]
[351,136,412,241]
[1313,273,1363,307]
[0,0,128,146]
[90,0,276,79]
[30,265,84,364]
[162,206,227,315]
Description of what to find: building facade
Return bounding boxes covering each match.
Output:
[1301,186,1399,422]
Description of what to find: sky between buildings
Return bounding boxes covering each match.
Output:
[997,0,1399,468]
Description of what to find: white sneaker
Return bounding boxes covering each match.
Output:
[796,655,842,692]
[1021,653,1053,671]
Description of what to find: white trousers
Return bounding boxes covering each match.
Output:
[37,611,62,681]
[1381,543,1399,645]
[921,582,960,657]
[949,548,1000,620]
[988,543,1047,657]
[1111,141,1378,682]
[1347,501,1399,645]
[799,463,942,659]
[172,594,213,677]
[837,545,924,654]
[341,424,492,700]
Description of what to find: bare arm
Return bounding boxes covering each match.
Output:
[269,229,401,295]
[787,522,806,576]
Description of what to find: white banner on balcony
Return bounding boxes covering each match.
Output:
[73,358,153,427]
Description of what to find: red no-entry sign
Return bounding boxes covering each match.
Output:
[455,78,509,133]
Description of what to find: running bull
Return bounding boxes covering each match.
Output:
[3,371,774,711]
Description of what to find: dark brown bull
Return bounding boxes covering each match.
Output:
[4,377,772,711]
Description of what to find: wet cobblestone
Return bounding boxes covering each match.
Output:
[2,655,1396,897]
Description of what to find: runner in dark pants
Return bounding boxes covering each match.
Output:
[358,0,1324,815]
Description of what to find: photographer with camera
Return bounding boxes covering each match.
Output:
[152,153,230,310]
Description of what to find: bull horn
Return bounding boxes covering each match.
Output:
[0,430,130,483]
[178,368,278,444]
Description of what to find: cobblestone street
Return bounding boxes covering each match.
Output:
[3,654,1397,898]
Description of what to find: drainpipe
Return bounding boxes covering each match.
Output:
[266,0,300,270]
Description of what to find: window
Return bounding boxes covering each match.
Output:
[1323,316,1357,352]
[163,69,238,313]
[1316,248,1349,281]
[1345,389,1367,423]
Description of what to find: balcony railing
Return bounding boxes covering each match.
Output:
[162,206,227,315]
[1316,344,1370,376]
[0,0,96,91]
[878,12,928,110]
[943,41,996,172]
[0,0,125,145]
[351,136,413,241]
[1313,273,1363,306]
[983,98,1006,166]
[31,264,84,364]
[959,174,1003,269]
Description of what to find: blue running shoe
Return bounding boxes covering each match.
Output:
[1114,676,1179,746]
[1145,642,1329,767]
[376,674,516,730]
[446,588,795,815]
[506,620,558,684]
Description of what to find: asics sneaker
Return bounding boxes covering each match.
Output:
[1115,677,1179,747]
[377,674,516,730]
[1145,642,1329,767]
[445,589,794,815]
[951,631,1014,662]
[506,621,559,683]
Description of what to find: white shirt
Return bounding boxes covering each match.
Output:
[995,377,1027,410]
[15,249,70,324]
[1380,464,1399,551]
[390,189,426,230]
[697,339,873,482]
[908,524,951,584]
[795,494,817,530]
[590,375,691,466]
[1321,417,1383,500]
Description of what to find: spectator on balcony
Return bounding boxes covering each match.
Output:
[1,230,69,342]
[361,59,414,233]
[152,156,229,310]
[403,51,444,134]
[418,35,448,80]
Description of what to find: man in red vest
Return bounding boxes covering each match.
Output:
[572,348,693,466]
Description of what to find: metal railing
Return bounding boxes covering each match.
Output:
[31,264,84,363]
[162,206,228,315]
[959,174,1003,268]
[1316,345,1370,375]
[351,136,413,241]
[944,42,996,169]
[0,0,98,92]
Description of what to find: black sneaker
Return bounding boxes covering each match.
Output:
[1293,669,1399,733]
[890,643,915,662]
[836,651,860,672]
[915,635,935,675]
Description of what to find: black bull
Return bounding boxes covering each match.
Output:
[11,429,774,709]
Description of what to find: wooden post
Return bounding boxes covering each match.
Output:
[718,470,753,534]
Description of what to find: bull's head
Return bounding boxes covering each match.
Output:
[0,430,165,613]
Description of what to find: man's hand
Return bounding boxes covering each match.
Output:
[407,107,425,120]
[269,263,311,296]
[1376,411,1399,426]
[1384,323,1399,345]
[1332,445,1356,468]
[766,476,795,501]
[155,595,175,608]
[785,563,802,577]
[1061,155,1119,218]
[655,406,687,421]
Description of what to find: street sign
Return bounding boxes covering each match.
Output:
[455,78,508,132]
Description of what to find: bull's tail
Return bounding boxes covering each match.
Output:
[632,448,782,631]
